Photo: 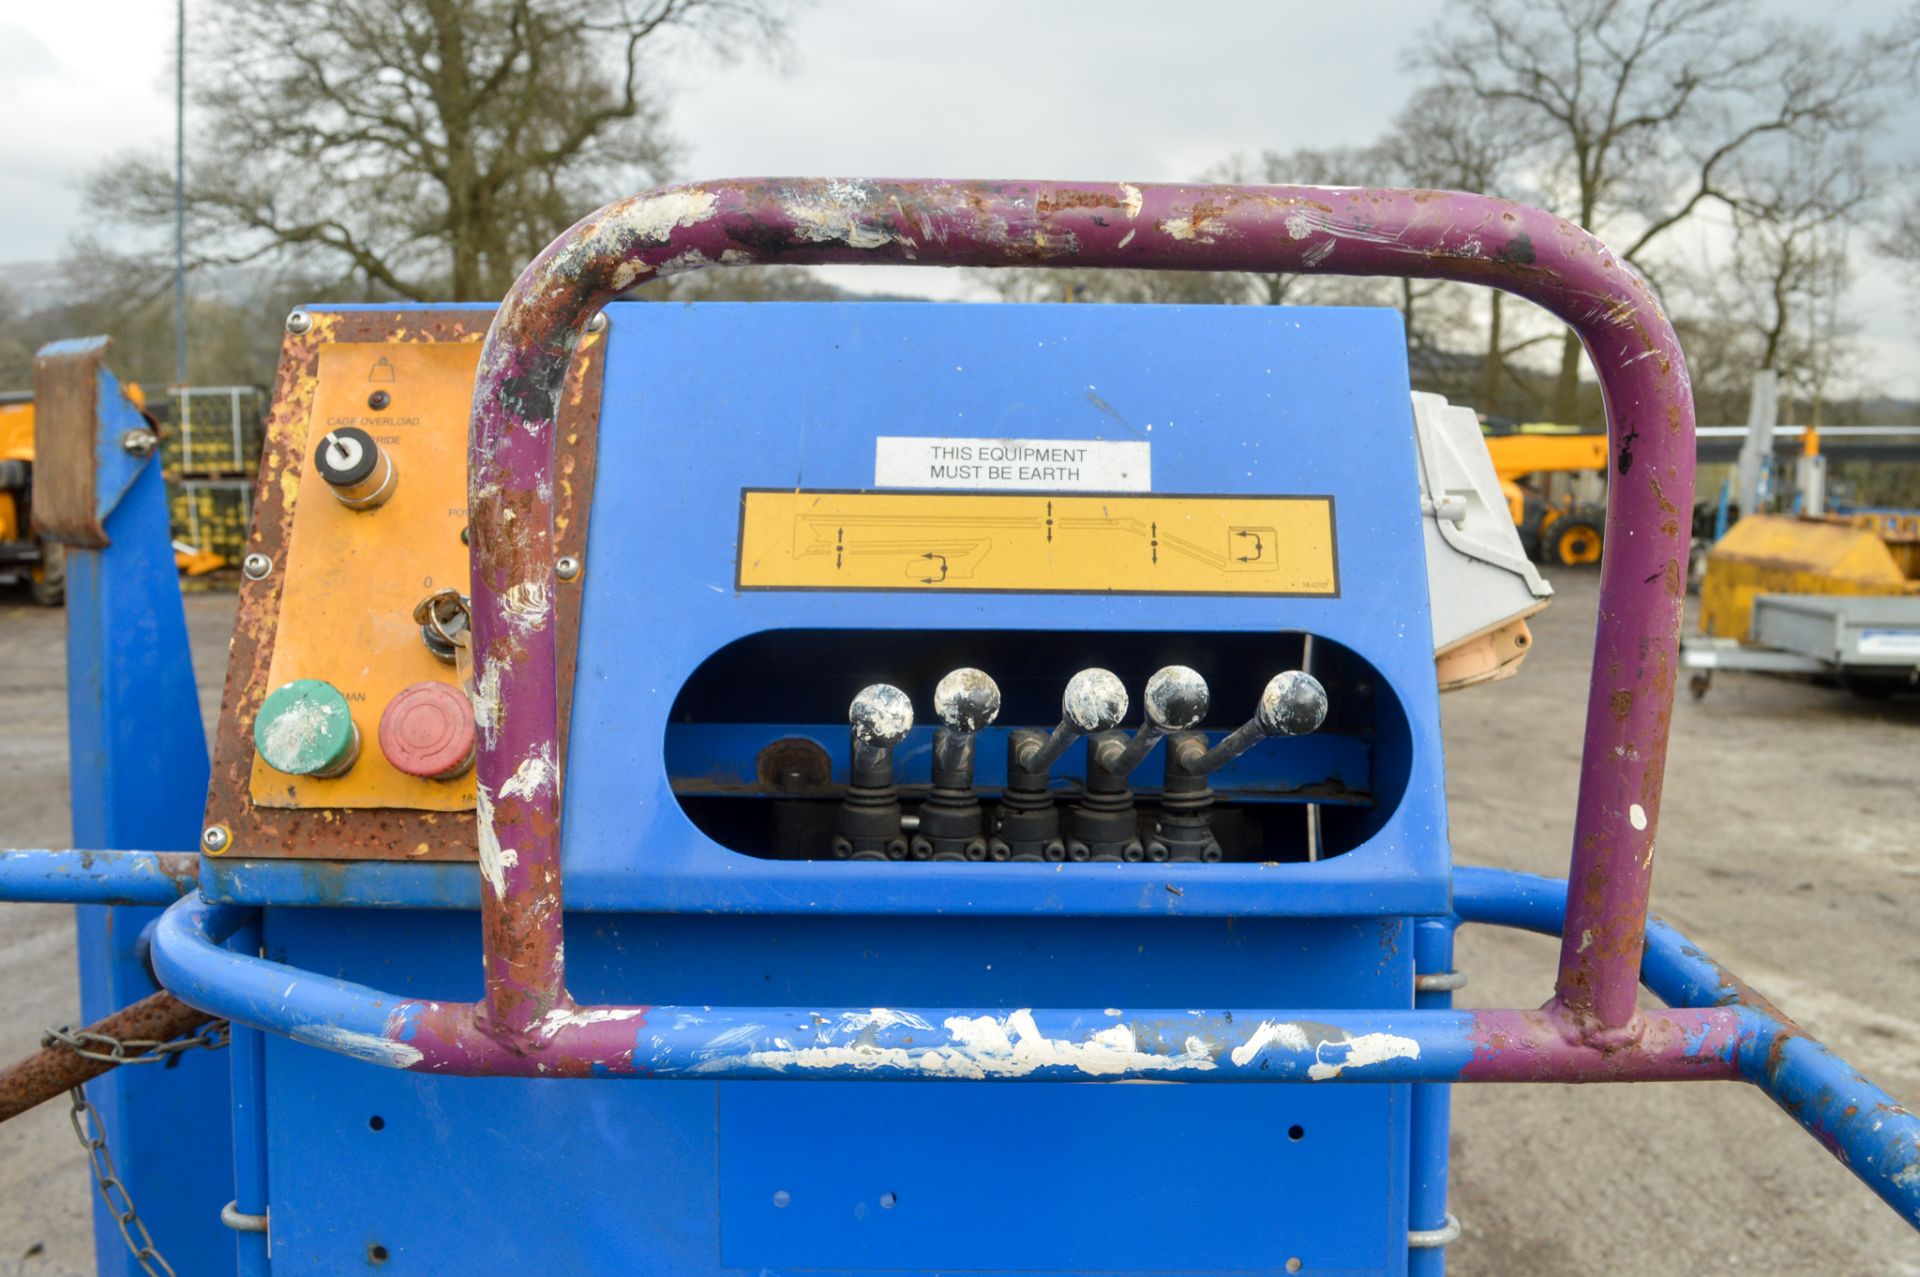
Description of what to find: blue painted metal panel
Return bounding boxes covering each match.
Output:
[565,301,1441,917]
[719,1082,1400,1272]
[1407,918,1455,1276]
[210,301,1443,919]
[205,857,480,910]
[225,918,271,1277]
[260,905,1413,1274]
[62,446,234,1276]
[183,302,1442,1270]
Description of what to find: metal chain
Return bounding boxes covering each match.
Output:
[68,1085,177,1277]
[42,1020,229,1065]
[48,1018,230,1276]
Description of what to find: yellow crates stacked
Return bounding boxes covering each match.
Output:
[162,386,267,570]
[168,478,253,568]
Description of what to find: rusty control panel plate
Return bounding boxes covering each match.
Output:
[736,490,1340,596]
[202,309,603,861]
[251,342,484,812]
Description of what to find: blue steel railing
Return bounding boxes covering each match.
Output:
[2,851,1903,1226]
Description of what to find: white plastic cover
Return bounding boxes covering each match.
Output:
[1409,392,1552,655]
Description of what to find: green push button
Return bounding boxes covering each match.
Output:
[254,679,361,778]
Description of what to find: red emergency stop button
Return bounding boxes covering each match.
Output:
[378,681,476,780]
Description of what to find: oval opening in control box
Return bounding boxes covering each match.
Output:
[664,629,1411,864]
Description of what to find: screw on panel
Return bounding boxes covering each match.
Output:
[119,429,158,457]
[555,556,582,581]
[285,310,312,335]
[241,553,273,581]
[201,826,230,854]
[586,311,608,334]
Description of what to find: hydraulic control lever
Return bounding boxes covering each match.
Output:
[1102,666,1210,775]
[1159,670,1328,862]
[991,668,1126,863]
[831,684,914,861]
[912,669,1001,862]
[1073,667,1210,863]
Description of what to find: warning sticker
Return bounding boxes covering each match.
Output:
[736,490,1338,596]
[1858,629,1920,657]
[875,436,1150,492]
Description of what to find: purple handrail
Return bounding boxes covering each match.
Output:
[463,180,1693,1055]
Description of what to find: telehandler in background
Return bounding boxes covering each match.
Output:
[1481,422,1609,567]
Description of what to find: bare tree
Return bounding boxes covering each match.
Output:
[1383,84,1559,417]
[86,0,787,302]
[1417,0,1906,422]
[1732,142,1872,379]
[0,289,36,390]
[1665,132,1872,433]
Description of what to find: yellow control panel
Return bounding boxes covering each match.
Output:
[250,341,479,811]
[199,309,602,862]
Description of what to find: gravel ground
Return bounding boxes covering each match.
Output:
[0,572,1915,1273]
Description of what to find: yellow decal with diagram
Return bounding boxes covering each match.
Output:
[736,490,1339,596]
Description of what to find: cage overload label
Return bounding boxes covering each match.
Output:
[737,490,1338,596]
[875,436,1150,492]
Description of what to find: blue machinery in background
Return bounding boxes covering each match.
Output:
[2,190,1917,1274]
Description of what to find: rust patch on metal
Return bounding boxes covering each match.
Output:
[29,337,110,548]
[755,737,833,791]
[0,991,217,1124]
[1648,471,1679,518]
[201,309,604,862]
[1035,188,1129,217]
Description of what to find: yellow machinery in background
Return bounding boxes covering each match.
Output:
[0,386,225,603]
[1482,425,1610,567]
[1698,514,1920,644]
[1686,511,1920,698]
[0,392,65,604]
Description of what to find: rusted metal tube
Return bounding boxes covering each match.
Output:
[0,991,216,1124]
[465,179,1693,1048]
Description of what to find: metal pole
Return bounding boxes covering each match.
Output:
[173,0,188,389]
[1301,633,1320,862]
[1736,370,1778,519]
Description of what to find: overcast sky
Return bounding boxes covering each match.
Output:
[3,1,1916,401]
